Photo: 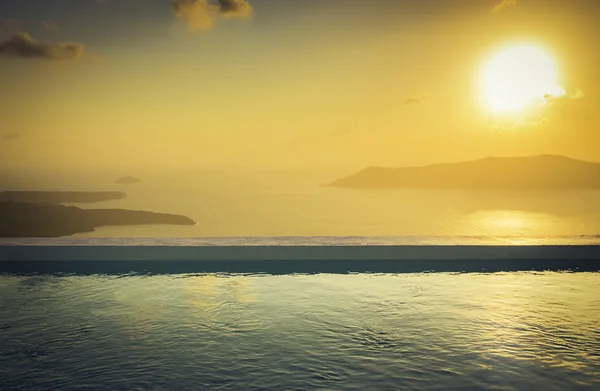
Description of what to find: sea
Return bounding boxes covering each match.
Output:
[1,169,600,390]
[1,168,600,238]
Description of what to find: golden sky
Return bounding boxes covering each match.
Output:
[1,0,599,171]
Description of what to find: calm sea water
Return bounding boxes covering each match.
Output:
[2,169,600,238]
[1,272,599,390]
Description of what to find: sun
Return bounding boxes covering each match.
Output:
[480,44,563,114]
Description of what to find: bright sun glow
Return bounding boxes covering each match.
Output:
[481,44,563,113]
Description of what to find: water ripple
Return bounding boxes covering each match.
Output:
[1,272,599,390]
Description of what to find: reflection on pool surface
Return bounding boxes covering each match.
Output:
[1,272,599,390]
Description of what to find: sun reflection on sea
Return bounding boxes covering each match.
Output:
[466,210,561,241]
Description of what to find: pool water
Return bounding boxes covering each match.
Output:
[1,272,599,390]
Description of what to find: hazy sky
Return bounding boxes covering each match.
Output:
[1,0,599,171]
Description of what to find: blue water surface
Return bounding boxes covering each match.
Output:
[1,271,599,390]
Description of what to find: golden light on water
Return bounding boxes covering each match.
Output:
[184,276,256,315]
[469,210,558,237]
[480,44,563,114]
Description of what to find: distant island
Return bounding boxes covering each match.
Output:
[0,191,126,204]
[327,155,600,189]
[115,176,141,184]
[0,190,196,237]
[0,202,195,237]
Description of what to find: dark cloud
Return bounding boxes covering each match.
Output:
[171,0,253,32]
[2,134,21,141]
[0,32,84,61]
[493,0,517,13]
[219,0,253,18]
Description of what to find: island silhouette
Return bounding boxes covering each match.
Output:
[0,191,195,237]
[0,202,195,237]
[327,155,600,189]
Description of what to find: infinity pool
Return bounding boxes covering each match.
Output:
[1,272,599,390]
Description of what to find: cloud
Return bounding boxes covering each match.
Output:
[491,87,585,129]
[571,89,585,100]
[493,0,517,13]
[541,87,585,107]
[219,0,253,18]
[41,20,59,32]
[172,0,218,31]
[2,134,21,141]
[404,96,425,105]
[171,0,253,32]
[0,32,84,61]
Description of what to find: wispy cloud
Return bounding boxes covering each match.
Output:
[404,96,425,105]
[491,87,586,129]
[493,0,517,13]
[2,134,21,141]
[0,32,84,61]
[171,0,253,32]
[41,20,59,32]
[571,89,585,100]
[541,87,585,107]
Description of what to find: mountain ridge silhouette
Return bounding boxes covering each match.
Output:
[328,155,600,189]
